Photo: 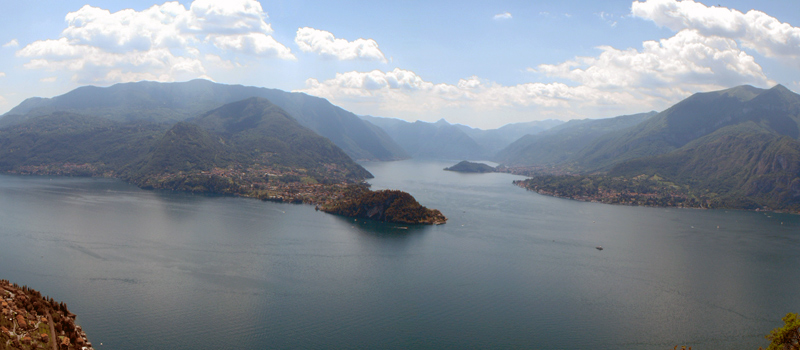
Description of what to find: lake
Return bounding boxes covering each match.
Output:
[0,159,797,349]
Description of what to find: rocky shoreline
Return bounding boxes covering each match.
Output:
[321,187,447,225]
[6,163,447,225]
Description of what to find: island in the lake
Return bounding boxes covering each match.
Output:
[1,280,92,350]
[321,186,447,225]
[444,161,496,173]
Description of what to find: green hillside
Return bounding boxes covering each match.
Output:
[514,85,800,212]
[0,113,167,174]
[574,85,800,171]
[0,80,407,161]
[609,123,800,210]
[495,112,656,167]
[0,98,372,191]
[187,97,371,180]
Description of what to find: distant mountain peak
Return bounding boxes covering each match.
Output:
[767,84,795,96]
[434,118,451,126]
[714,84,764,102]
[771,83,788,90]
[0,80,408,161]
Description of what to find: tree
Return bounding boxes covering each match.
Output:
[764,313,800,350]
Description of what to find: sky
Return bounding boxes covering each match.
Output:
[1,0,799,129]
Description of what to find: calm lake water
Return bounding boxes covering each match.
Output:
[0,159,798,349]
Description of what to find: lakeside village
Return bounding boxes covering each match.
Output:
[1,280,93,350]
[11,162,362,206]
[10,162,448,225]
[512,173,742,210]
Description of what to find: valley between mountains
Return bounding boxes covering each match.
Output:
[2,80,800,217]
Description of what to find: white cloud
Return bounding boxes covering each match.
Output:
[211,32,295,59]
[632,0,800,61]
[40,77,57,83]
[537,29,771,90]
[0,72,5,78]
[294,27,387,62]
[2,39,18,48]
[18,38,206,83]
[298,28,774,128]
[493,12,512,20]
[298,68,657,127]
[186,0,273,35]
[204,54,238,69]
[16,0,294,84]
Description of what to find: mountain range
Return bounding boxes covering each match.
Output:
[0,97,371,186]
[510,84,800,211]
[360,115,562,160]
[3,79,799,211]
[1,79,407,161]
[495,111,657,168]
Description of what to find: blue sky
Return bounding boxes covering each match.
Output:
[1,0,799,129]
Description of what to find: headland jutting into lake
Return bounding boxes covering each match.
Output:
[1,280,92,350]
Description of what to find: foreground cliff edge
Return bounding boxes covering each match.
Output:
[321,186,447,225]
[1,280,93,350]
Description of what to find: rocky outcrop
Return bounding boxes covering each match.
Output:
[322,187,446,225]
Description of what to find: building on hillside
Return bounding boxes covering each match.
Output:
[60,336,70,350]
[16,314,28,330]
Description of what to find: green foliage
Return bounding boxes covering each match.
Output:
[1,79,407,161]
[508,85,800,211]
[495,111,656,167]
[322,187,447,224]
[188,97,372,181]
[570,85,797,171]
[279,174,301,183]
[444,160,496,173]
[0,98,374,195]
[0,113,167,173]
[134,122,230,176]
[765,313,800,350]
[517,174,713,208]
[608,123,800,210]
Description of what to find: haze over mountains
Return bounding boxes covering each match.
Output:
[1,79,407,162]
[495,111,658,168]
[504,84,800,211]
[361,115,563,160]
[499,85,800,171]
[2,80,799,210]
[0,96,371,186]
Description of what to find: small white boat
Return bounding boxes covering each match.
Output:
[596,246,603,251]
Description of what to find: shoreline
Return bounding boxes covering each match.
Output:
[515,181,799,216]
[2,166,447,225]
[1,280,93,350]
